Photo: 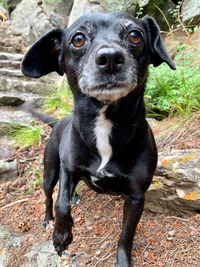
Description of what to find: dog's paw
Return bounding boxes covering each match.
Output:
[53,230,73,256]
[43,220,54,230]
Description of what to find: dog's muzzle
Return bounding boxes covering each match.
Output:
[78,45,138,103]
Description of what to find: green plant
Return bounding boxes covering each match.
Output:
[145,44,200,118]
[136,5,144,18]
[24,168,43,195]
[33,168,43,188]
[0,0,8,9]
[8,123,43,148]
[43,81,73,118]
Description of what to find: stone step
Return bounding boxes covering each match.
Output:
[0,44,23,53]
[0,91,43,106]
[0,23,24,53]
[0,38,24,53]
[0,68,24,78]
[0,52,23,61]
[0,106,34,136]
[0,59,21,69]
[0,37,23,46]
[0,77,54,95]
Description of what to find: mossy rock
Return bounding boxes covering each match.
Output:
[136,0,177,31]
[101,0,137,13]
[5,0,21,13]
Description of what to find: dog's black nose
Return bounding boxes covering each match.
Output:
[95,47,125,74]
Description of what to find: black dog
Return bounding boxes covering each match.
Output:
[21,12,175,267]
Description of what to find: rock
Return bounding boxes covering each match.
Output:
[0,106,34,135]
[145,149,200,215]
[0,92,42,106]
[101,0,137,13]
[181,0,200,24]
[68,0,104,26]
[10,0,72,46]
[0,226,33,266]
[10,0,55,46]
[24,241,58,267]
[6,0,21,14]
[0,226,11,267]
[0,51,57,106]
[0,159,17,180]
[139,0,176,31]
[101,0,176,30]
[0,52,23,61]
[0,106,36,180]
[0,137,15,160]
[42,0,73,19]
[0,137,16,180]
[0,23,25,53]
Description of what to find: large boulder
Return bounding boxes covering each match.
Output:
[10,0,54,46]
[42,0,73,19]
[140,0,176,30]
[101,0,176,30]
[10,0,71,46]
[181,0,200,24]
[101,0,137,13]
[145,149,200,215]
[68,0,104,26]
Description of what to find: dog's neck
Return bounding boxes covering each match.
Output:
[72,87,146,175]
[73,87,146,144]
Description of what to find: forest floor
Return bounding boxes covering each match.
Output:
[0,113,200,267]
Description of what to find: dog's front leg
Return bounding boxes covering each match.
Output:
[53,164,75,256]
[116,191,144,267]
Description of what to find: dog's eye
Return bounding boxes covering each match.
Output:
[127,30,142,45]
[71,33,86,47]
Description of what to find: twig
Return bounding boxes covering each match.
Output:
[177,0,190,37]
[93,251,116,267]
[19,157,39,163]
[1,198,29,210]
[166,216,190,222]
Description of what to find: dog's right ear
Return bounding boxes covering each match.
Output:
[142,16,176,70]
[21,29,65,78]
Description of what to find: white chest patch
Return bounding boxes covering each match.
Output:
[94,106,113,172]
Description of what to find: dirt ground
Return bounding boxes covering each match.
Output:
[0,116,200,267]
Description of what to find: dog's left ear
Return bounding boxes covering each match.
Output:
[21,29,65,78]
[142,16,176,70]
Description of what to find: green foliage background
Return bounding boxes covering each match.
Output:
[145,44,200,118]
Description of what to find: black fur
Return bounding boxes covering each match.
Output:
[21,12,175,267]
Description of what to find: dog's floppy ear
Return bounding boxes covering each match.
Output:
[142,16,176,70]
[21,29,65,78]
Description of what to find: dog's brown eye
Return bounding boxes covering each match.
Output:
[71,33,86,47]
[127,30,142,45]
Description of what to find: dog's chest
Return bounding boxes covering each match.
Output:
[94,106,113,172]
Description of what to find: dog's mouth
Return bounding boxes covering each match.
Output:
[87,82,135,103]
[78,62,138,103]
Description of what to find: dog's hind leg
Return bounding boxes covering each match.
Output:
[43,141,60,229]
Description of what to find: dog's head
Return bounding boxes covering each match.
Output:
[22,12,175,103]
